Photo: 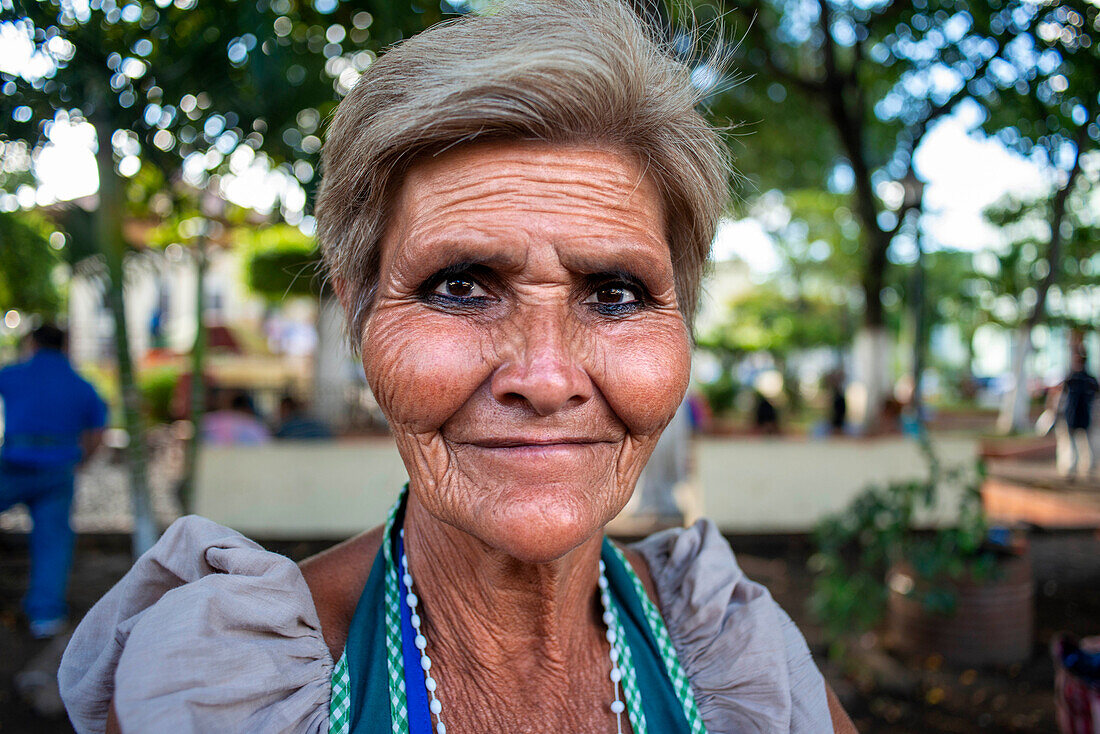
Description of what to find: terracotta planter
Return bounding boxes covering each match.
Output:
[885,551,1033,667]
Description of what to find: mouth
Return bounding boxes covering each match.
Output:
[466,437,609,449]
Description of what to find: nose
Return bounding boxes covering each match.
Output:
[490,308,594,416]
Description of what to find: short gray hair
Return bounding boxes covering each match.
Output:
[315,0,730,344]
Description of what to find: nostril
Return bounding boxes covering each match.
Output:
[490,362,593,416]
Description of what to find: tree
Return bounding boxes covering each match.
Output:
[1,0,440,553]
[697,192,858,416]
[962,1,1100,432]
[0,209,64,319]
[978,182,1100,408]
[702,0,1064,429]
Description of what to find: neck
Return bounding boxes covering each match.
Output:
[399,489,629,733]
[403,490,604,668]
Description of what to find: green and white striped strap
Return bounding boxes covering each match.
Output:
[327,496,404,734]
[381,497,409,733]
[606,588,648,734]
[329,652,351,734]
[608,543,707,734]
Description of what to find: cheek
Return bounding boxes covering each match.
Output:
[362,305,491,432]
[594,318,691,437]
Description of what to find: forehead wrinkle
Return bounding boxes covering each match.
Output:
[391,142,668,283]
[404,147,654,213]
[406,180,651,228]
[402,178,664,247]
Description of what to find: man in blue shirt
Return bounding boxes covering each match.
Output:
[0,324,107,638]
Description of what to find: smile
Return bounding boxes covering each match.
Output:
[468,438,607,448]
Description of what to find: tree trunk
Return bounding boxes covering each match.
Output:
[177,244,206,514]
[852,326,892,433]
[996,326,1033,435]
[93,117,157,558]
[909,235,927,431]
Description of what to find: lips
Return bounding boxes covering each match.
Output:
[467,437,609,448]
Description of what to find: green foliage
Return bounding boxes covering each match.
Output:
[0,210,64,318]
[969,2,1099,163]
[978,183,1100,330]
[810,439,995,658]
[698,0,1100,338]
[1,1,444,185]
[699,284,849,358]
[698,370,740,417]
[238,224,322,300]
[138,366,180,426]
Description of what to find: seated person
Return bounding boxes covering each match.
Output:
[201,390,270,445]
[274,396,333,440]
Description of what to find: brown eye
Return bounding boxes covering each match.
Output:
[434,278,487,299]
[584,284,639,306]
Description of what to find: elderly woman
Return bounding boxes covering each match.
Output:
[59,1,855,732]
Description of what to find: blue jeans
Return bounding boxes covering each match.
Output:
[0,462,76,623]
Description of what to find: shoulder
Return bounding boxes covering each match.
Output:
[299,524,385,661]
[0,360,19,386]
[60,515,332,734]
[75,370,103,397]
[630,519,833,734]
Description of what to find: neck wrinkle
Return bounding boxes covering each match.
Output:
[402,490,606,680]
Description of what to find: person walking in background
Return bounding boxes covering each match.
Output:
[0,324,107,638]
[1056,350,1098,479]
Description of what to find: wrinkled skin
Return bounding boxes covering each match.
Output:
[362,141,690,565]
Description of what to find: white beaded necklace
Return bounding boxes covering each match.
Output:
[399,529,628,734]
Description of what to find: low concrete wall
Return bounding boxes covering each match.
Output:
[695,435,979,533]
[194,434,980,537]
[195,439,406,538]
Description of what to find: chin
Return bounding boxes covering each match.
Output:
[488,511,604,564]
[463,480,626,564]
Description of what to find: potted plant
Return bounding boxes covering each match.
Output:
[810,434,1033,667]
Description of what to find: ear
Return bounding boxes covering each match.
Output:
[331,275,353,313]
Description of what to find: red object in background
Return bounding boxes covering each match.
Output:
[1054,634,1100,734]
[170,372,217,420]
[204,324,243,353]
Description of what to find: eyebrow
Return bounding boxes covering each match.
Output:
[397,234,530,273]
[555,238,674,283]
[398,229,674,288]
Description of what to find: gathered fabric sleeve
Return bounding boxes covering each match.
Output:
[58,515,333,734]
[631,519,833,734]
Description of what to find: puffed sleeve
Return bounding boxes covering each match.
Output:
[631,519,832,734]
[58,515,333,734]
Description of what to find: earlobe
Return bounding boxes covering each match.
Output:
[331,276,351,312]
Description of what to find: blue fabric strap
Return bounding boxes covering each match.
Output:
[397,533,434,734]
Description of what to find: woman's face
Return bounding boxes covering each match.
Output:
[360,140,691,563]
